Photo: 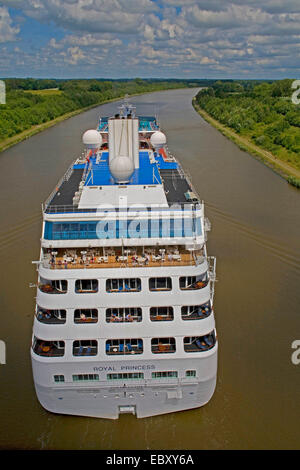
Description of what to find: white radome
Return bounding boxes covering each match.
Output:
[150,131,166,149]
[82,129,102,149]
[109,156,135,183]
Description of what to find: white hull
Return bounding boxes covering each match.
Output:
[32,354,217,419]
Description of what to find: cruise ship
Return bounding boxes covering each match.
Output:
[31,99,218,419]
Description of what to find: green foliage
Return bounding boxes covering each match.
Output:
[0,78,196,142]
[195,79,300,170]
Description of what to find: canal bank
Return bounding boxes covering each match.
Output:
[192,99,300,188]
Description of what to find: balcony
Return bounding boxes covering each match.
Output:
[184,332,216,353]
[74,309,98,324]
[106,308,142,323]
[181,301,212,320]
[36,307,66,324]
[151,338,176,354]
[150,306,174,321]
[106,339,143,355]
[32,338,65,357]
[38,277,67,294]
[106,278,141,293]
[75,279,98,293]
[179,274,208,291]
[73,340,98,356]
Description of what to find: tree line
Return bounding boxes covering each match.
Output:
[195,79,300,171]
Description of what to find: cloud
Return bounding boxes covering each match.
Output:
[0,6,20,43]
[1,0,300,77]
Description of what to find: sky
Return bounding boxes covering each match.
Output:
[0,0,299,79]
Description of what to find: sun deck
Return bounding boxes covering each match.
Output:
[41,245,206,270]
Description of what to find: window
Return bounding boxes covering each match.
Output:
[149,277,172,291]
[184,331,216,352]
[150,306,173,321]
[72,374,99,382]
[151,337,176,354]
[75,279,98,293]
[106,307,142,323]
[106,278,141,293]
[39,277,67,294]
[36,307,66,324]
[74,309,98,323]
[107,373,144,380]
[54,375,65,382]
[152,371,178,378]
[179,274,208,290]
[186,370,196,377]
[181,302,211,320]
[106,339,143,355]
[73,340,98,356]
[32,338,65,357]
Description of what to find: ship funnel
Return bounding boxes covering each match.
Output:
[108,115,139,183]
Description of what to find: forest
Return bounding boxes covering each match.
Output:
[195,79,300,179]
[0,78,211,144]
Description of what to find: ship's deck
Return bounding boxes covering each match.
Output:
[42,245,205,270]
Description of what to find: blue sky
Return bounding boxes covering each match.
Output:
[0,0,300,78]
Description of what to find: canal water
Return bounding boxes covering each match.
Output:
[0,88,299,450]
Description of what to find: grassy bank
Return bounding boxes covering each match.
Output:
[192,98,300,189]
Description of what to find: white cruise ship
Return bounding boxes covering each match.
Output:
[31,99,218,419]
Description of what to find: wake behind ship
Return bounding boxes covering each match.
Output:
[31,99,218,419]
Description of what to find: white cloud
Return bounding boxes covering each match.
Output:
[0,6,20,43]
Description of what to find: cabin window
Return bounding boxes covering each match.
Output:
[75,279,98,293]
[152,371,178,378]
[106,278,141,293]
[149,277,172,291]
[32,337,65,357]
[150,306,173,321]
[106,339,143,355]
[106,307,142,322]
[54,375,65,383]
[107,373,144,380]
[38,277,67,294]
[73,340,98,356]
[72,374,99,382]
[179,274,208,290]
[74,309,98,323]
[181,302,211,320]
[36,307,66,324]
[184,331,216,352]
[151,337,176,354]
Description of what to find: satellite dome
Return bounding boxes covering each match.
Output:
[109,156,134,183]
[150,131,166,149]
[82,129,102,149]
